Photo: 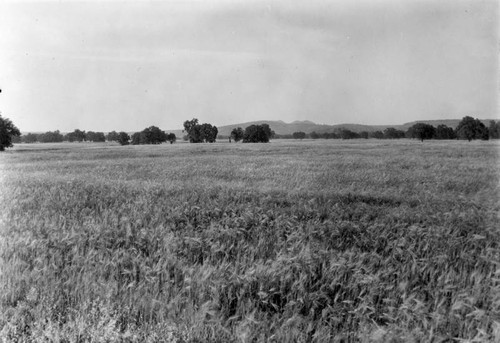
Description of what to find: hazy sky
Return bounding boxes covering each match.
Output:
[0,0,498,132]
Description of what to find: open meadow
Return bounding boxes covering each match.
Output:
[0,139,499,342]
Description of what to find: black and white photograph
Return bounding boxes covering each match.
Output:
[0,0,498,341]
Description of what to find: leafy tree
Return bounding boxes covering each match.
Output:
[86,131,106,142]
[200,123,218,143]
[107,131,120,142]
[310,131,320,139]
[131,126,167,145]
[65,129,86,142]
[477,124,489,140]
[190,125,204,143]
[488,120,500,139]
[370,131,384,139]
[323,132,338,139]
[183,118,201,143]
[407,123,435,142]
[39,130,64,143]
[262,124,275,140]
[130,132,144,145]
[383,127,405,139]
[145,126,168,144]
[0,114,21,151]
[11,134,21,143]
[166,133,176,144]
[22,133,39,143]
[230,127,244,142]
[359,131,369,139]
[117,132,130,145]
[183,118,218,143]
[456,116,488,141]
[292,131,306,139]
[435,125,456,140]
[94,132,106,142]
[243,124,274,143]
[339,129,359,139]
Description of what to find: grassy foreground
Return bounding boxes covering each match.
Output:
[0,140,499,342]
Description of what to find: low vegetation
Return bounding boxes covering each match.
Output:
[0,140,499,342]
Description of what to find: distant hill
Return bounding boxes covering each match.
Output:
[211,118,496,136]
[20,119,495,137]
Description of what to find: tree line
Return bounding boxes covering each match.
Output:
[228,124,275,143]
[10,127,177,146]
[182,119,275,143]
[289,117,500,142]
[1,114,499,151]
[1,116,275,150]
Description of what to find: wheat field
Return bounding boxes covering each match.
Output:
[0,140,499,342]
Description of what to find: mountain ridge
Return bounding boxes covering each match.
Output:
[23,118,495,136]
[212,118,496,136]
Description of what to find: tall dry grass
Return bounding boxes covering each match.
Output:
[0,140,499,342]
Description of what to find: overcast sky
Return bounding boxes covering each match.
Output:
[0,0,498,132]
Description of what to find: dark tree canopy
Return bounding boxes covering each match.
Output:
[131,126,167,145]
[130,132,143,145]
[435,125,456,140]
[383,127,405,139]
[339,129,359,139]
[39,130,64,143]
[183,118,218,143]
[370,131,384,139]
[166,133,176,144]
[243,124,274,143]
[86,131,106,142]
[309,131,320,139]
[145,126,168,144]
[20,131,64,143]
[107,131,120,142]
[292,131,306,140]
[0,114,21,151]
[21,133,38,144]
[117,132,130,145]
[183,118,199,140]
[65,129,86,142]
[200,123,218,143]
[456,116,488,141]
[407,123,436,142]
[489,120,500,139]
[359,131,369,139]
[183,118,201,143]
[230,127,244,142]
